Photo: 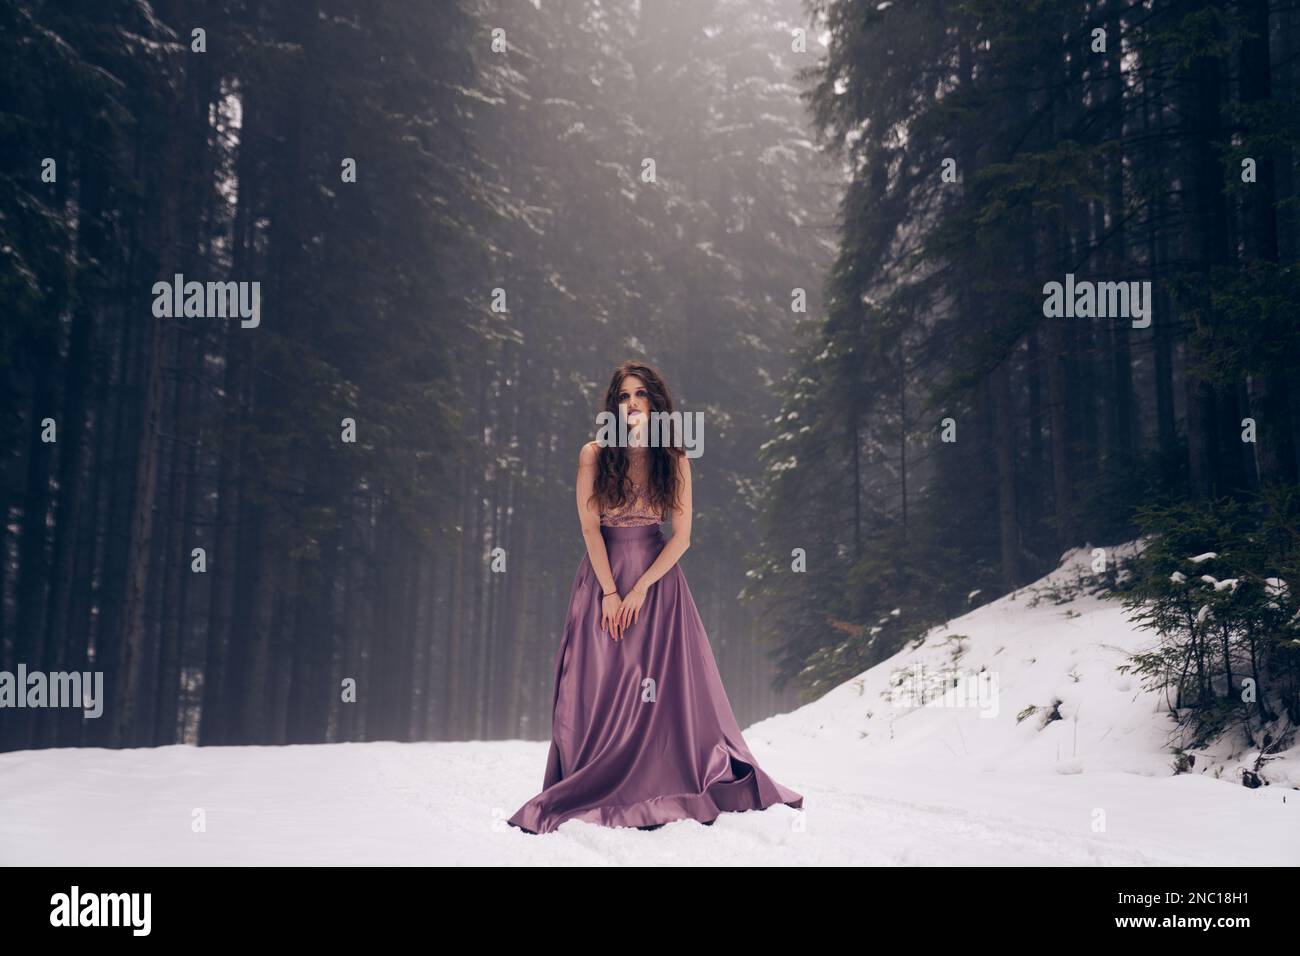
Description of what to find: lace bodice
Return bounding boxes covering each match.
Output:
[599,449,666,527]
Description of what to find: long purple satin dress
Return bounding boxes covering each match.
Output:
[508,450,804,834]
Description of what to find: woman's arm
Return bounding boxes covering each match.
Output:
[616,454,692,631]
[635,452,692,592]
[576,441,618,597]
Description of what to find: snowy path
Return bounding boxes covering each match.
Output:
[1,736,1293,865]
[4,545,1297,866]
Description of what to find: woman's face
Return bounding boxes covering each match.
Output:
[617,374,651,444]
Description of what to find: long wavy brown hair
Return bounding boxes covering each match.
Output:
[588,362,685,517]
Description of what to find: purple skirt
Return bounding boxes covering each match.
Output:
[507,523,804,834]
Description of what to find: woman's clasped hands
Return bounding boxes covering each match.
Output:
[601,583,648,642]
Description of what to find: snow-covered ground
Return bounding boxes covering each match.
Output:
[2,545,1296,865]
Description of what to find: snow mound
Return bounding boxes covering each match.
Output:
[748,540,1300,789]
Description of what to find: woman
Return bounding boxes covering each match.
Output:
[507,362,804,834]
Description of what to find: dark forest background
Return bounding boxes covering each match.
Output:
[758,0,1300,721]
[2,0,1298,754]
[0,0,838,750]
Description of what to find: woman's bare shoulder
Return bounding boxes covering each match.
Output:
[579,440,601,463]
